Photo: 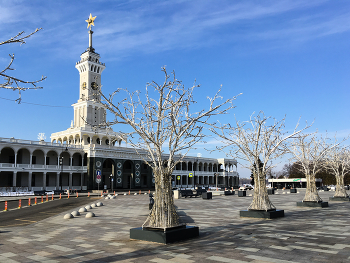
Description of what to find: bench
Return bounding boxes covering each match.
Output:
[180,190,199,198]
[196,189,207,196]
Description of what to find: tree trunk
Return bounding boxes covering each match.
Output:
[248,171,276,211]
[303,173,322,202]
[334,174,348,197]
[142,170,181,229]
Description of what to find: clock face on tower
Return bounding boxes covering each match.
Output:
[91,82,98,90]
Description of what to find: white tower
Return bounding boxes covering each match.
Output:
[51,14,121,147]
[73,28,106,128]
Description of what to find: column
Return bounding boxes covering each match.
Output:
[69,172,73,189]
[30,153,33,166]
[56,172,60,190]
[14,153,17,167]
[43,172,47,190]
[28,172,32,191]
[13,171,17,189]
[81,173,84,190]
[70,157,73,167]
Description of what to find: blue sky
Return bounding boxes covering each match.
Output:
[0,0,349,178]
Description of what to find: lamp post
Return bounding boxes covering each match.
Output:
[215,172,218,191]
[194,159,198,190]
[59,157,63,191]
[130,173,133,191]
[110,173,114,192]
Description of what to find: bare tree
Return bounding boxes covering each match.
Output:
[212,112,307,211]
[100,67,239,229]
[0,28,46,103]
[288,133,341,202]
[326,146,350,198]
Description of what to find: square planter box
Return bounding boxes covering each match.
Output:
[240,209,284,219]
[296,201,328,208]
[130,225,199,244]
[290,189,297,193]
[329,197,350,201]
[238,191,246,197]
[202,192,212,199]
[267,189,275,195]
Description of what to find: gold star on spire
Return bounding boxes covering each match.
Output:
[85,13,96,30]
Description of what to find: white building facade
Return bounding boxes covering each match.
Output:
[0,22,239,192]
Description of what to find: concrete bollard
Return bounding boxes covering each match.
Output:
[85,212,95,218]
[64,213,73,219]
[79,207,87,213]
[71,211,80,217]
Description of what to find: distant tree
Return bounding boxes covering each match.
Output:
[288,162,305,178]
[288,132,341,202]
[101,67,238,229]
[325,146,350,197]
[212,112,308,211]
[0,28,46,103]
[281,163,293,178]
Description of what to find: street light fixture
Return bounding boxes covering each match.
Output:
[110,173,114,193]
[215,172,218,191]
[194,158,198,190]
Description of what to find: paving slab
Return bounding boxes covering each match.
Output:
[0,189,349,262]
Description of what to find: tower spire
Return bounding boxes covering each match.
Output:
[85,13,96,52]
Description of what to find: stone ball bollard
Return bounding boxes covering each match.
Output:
[64,213,73,219]
[105,196,110,200]
[85,205,92,210]
[85,212,95,218]
[91,203,97,208]
[111,196,116,199]
[96,202,103,207]
[71,211,80,217]
[79,207,87,213]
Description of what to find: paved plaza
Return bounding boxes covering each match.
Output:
[1,189,350,263]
